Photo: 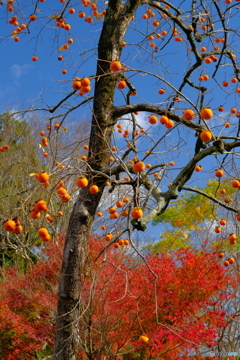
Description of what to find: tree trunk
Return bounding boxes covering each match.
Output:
[53,1,142,359]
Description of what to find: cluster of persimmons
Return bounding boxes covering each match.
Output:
[2,59,240,265]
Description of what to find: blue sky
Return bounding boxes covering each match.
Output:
[1,0,238,113]
[1,0,240,242]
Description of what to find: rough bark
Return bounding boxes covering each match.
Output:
[53,1,143,359]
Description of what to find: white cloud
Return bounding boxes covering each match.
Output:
[134,111,148,128]
[11,64,33,79]
[114,112,148,139]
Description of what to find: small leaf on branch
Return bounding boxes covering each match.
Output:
[49,14,60,19]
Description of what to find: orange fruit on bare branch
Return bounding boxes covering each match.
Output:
[61,194,71,202]
[76,177,88,188]
[183,109,195,121]
[34,200,48,212]
[110,61,121,71]
[165,119,174,128]
[199,130,212,142]
[121,210,129,217]
[117,80,127,89]
[105,233,113,241]
[116,201,123,208]
[110,212,119,220]
[78,11,85,18]
[29,210,41,219]
[3,219,16,232]
[228,233,236,241]
[215,226,222,233]
[68,8,75,14]
[152,20,159,26]
[29,14,37,21]
[200,108,213,120]
[231,179,240,188]
[160,115,169,124]
[13,225,23,234]
[222,81,229,87]
[89,185,99,194]
[108,207,116,214]
[57,187,68,196]
[36,172,49,183]
[131,207,143,219]
[132,161,145,173]
[72,81,82,90]
[148,115,158,124]
[219,188,226,194]
[38,227,49,237]
[41,233,51,242]
[46,215,54,223]
[219,219,227,226]
[230,108,237,114]
[195,165,202,172]
[215,169,224,178]
[81,78,90,87]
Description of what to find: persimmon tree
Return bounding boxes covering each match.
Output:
[1,0,240,359]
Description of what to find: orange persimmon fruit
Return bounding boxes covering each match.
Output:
[200,130,212,142]
[36,172,49,183]
[200,108,213,120]
[132,161,145,172]
[110,61,121,71]
[3,220,16,232]
[76,177,88,188]
[131,207,143,219]
[215,169,224,178]
[183,109,195,121]
[89,185,99,194]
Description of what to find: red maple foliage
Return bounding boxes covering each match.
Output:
[0,235,237,359]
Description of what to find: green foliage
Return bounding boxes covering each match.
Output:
[0,113,40,211]
[150,180,240,253]
[153,180,233,230]
[144,229,190,254]
[0,113,41,270]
